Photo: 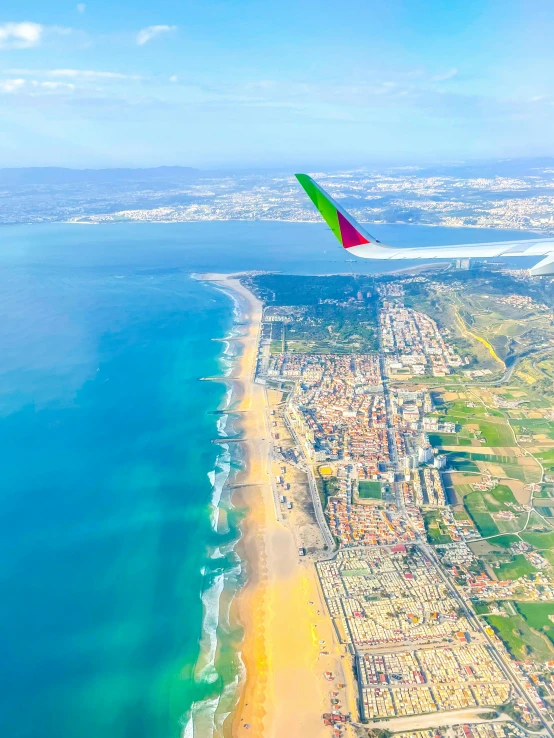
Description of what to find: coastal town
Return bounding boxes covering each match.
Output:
[240,266,554,738]
[38,165,554,234]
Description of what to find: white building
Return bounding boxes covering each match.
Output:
[418,445,433,464]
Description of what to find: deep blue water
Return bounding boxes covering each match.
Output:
[0,221,540,738]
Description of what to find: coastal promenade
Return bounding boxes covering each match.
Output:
[282,408,336,551]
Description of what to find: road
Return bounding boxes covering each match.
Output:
[262,386,285,524]
[281,408,336,551]
[377,306,405,511]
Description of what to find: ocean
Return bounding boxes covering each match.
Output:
[0,220,539,738]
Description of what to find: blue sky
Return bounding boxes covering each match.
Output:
[1,0,554,168]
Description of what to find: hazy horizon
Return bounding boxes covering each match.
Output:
[2,154,554,171]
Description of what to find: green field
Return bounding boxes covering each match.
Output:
[358,480,382,500]
[474,420,514,447]
[453,509,472,522]
[516,602,554,646]
[463,488,516,538]
[439,402,514,447]
[536,450,554,472]
[500,465,526,481]
[464,490,490,513]
[424,510,451,544]
[473,601,491,615]
[511,419,554,441]
[470,512,499,537]
[543,550,554,566]
[520,530,554,549]
[485,613,554,661]
[442,401,504,419]
[445,450,541,482]
[495,554,536,580]
[466,484,518,513]
[488,534,520,549]
[453,482,474,496]
[463,484,527,538]
[491,485,518,505]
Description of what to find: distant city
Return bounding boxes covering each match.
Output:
[3,158,554,233]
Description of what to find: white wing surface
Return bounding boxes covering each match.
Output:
[295,173,554,276]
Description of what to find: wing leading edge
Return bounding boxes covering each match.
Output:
[295,173,554,276]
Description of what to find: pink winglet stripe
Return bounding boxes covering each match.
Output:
[337,211,370,248]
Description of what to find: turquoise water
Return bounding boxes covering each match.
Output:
[0,268,239,738]
[0,221,539,738]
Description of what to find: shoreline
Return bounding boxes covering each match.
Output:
[60,218,550,237]
[200,273,351,738]
[183,275,257,738]
[200,273,271,737]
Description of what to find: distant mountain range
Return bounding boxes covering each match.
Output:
[3,157,554,186]
[0,166,200,186]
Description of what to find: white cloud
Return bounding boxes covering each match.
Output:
[0,78,76,94]
[0,22,43,49]
[7,68,142,81]
[169,74,178,83]
[0,78,26,93]
[49,68,141,80]
[136,25,176,46]
[32,80,75,90]
[76,3,86,12]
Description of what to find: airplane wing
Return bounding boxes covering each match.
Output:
[295,173,554,276]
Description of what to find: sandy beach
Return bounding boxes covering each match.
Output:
[200,274,353,738]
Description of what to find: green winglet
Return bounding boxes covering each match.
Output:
[295,173,343,245]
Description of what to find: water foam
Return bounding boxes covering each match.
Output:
[181,285,246,738]
[210,446,231,531]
